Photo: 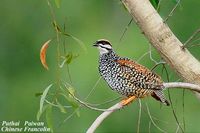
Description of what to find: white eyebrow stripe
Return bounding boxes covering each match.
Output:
[99,44,112,49]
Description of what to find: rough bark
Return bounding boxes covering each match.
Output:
[122,0,200,88]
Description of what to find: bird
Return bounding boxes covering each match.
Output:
[93,39,169,106]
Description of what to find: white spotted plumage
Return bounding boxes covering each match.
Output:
[93,39,169,106]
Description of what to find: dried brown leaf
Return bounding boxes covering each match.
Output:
[40,40,51,70]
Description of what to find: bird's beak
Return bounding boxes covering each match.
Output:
[93,43,98,47]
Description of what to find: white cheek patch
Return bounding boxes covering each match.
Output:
[98,47,109,55]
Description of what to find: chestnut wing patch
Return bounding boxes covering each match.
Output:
[115,59,163,90]
[115,59,150,74]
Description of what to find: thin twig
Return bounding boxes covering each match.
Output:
[70,93,116,112]
[148,44,158,64]
[148,121,151,133]
[46,0,62,106]
[146,103,167,133]
[86,82,200,133]
[156,0,162,11]
[63,109,77,123]
[182,89,186,131]
[45,99,72,108]
[164,0,181,22]
[163,66,184,133]
[176,126,180,133]
[64,85,120,112]
[86,97,121,107]
[167,77,184,133]
[151,61,166,71]
[141,103,169,125]
[137,99,142,133]
[187,37,200,47]
[183,28,200,48]
[58,109,77,128]
[137,43,161,65]
[119,18,133,43]
[63,21,67,55]
[189,43,200,48]
[136,51,150,62]
[62,82,122,111]
[84,77,102,100]
[167,89,184,133]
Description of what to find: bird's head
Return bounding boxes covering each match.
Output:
[93,39,113,55]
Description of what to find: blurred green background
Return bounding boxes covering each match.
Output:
[1,0,200,132]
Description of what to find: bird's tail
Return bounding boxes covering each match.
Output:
[151,90,170,106]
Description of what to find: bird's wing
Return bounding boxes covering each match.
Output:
[115,59,163,90]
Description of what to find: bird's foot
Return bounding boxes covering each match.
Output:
[121,96,136,106]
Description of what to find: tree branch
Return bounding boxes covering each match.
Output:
[86,82,200,133]
[163,82,200,93]
[86,102,123,133]
[121,0,200,93]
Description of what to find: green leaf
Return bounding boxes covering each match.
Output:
[60,85,79,108]
[46,105,54,133]
[150,0,159,9]
[56,99,67,113]
[62,33,87,53]
[75,108,80,117]
[61,94,79,108]
[52,22,62,33]
[39,84,53,115]
[35,92,43,97]
[59,53,79,68]
[37,104,48,121]
[66,53,73,64]
[68,87,75,96]
[65,53,79,64]
[54,0,61,8]
[52,22,87,53]
[59,57,67,68]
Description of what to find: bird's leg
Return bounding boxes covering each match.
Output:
[121,96,136,106]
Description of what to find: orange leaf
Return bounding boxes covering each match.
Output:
[40,40,51,70]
